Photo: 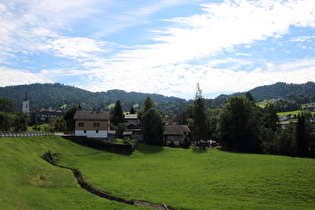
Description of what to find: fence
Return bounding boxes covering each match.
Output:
[0,132,54,137]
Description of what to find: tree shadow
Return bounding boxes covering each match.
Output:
[192,146,209,154]
[136,143,164,154]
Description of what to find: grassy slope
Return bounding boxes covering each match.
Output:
[0,136,142,210]
[1,136,315,210]
[60,143,315,210]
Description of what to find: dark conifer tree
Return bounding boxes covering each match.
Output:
[296,114,309,157]
[111,100,125,126]
[129,106,136,114]
[144,97,155,113]
[193,84,208,144]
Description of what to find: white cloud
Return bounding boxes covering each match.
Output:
[48,37,113,59]
[71,57,315,99]
[1,0,315,99]
[291,36,315,42]
[70,0,315,98]
[0,66,52,87]
[116,0,315,66]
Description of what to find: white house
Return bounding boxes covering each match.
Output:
[73,110,110,138]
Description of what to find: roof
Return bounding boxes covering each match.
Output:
[125,114,138,120]
[73,110,110,120]
[164,125,191,135]
[32,107,65,114]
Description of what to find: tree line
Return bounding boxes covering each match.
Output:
[2,86,315,158]
[1,82,315,121]
[177,91,315,157]
[0,98,29,131]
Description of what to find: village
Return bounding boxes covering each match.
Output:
[18,93,192,148]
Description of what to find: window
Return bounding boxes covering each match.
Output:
[84,130,86,133]
[79,122,84,127]
[96,130,99,133]
[94,123,100,127]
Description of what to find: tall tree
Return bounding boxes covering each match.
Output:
[129,106,136,114]
[141,97,165,146]
[63,105,82,131]
[193,83,208,143]
[144,97,155,113]
[0,98,16,113]
[217,97,261,152]
[295,114,309,157]
[141,108,165,146]
[111,100,125,126]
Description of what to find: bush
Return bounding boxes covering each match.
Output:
[182,135,191,149]
[41,150,59,165]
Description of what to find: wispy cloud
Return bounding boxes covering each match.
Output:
[291,36,315,42]
[0,66,52,86]
[0,0,315,99]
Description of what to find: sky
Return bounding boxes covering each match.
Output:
[1,0,315,99]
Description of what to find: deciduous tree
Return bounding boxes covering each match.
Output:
[141,97,165,146]
[63,105,82,131]
[217,97,261,152]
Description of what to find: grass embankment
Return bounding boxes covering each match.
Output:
[1,136,315,209]
[62,144,315,209]
[0,136,142,210]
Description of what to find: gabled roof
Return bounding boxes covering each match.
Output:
[164,125,191,135]
[125,114,138,120]
[73,110,110,120]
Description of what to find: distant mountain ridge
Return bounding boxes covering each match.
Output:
[215,82,315,101]
[0,82,314,115]
[0,83,185,114]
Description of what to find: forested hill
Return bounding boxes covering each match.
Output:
[205,82,315,108]
[246,82,315,100]
[0,82,314,114]
[0,83,186,115]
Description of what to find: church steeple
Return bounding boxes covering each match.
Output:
[22,92,30,114]
[24,92,28,101]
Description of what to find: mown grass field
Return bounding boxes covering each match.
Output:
[0,136,143,210]
[1,136,315,209]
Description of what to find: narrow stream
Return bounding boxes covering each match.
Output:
[42,154,170,209]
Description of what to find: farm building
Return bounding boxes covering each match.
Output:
[164,124,191,146]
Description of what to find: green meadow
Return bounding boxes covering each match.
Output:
[1,136,315,209]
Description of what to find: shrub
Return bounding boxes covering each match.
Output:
[41,150,59,165]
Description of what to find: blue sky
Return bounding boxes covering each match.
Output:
[1,0,315,99]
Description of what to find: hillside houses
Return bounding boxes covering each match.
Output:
[73,111,191,146]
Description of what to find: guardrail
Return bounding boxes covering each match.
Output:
[0,132,54,137]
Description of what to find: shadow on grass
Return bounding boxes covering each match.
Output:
[136,143,164,154]
[62,136,134,156]
[192,146,209,154]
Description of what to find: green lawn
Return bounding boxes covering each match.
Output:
[0,136,143,210]
[1,136,315,209]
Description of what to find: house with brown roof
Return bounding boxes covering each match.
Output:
[164,124,191,146]
[73,110,110,138]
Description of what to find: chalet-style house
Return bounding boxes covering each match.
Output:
[74,110,110,138]
[31,108,65,124]
[164,124,191,146]
[125,114,141,131]
[304,106,315,112]
[124,113,142,140]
